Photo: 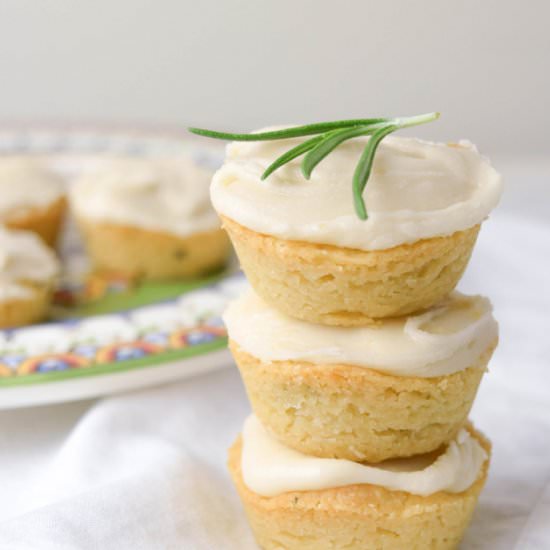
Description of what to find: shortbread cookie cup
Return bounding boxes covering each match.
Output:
[228,429,490,550]
[222,215,480,326]
[231,341,496,462]
[0,282,53,329]
[77,217,230,280]
[5,196,67,248]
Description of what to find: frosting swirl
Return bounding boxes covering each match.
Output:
[211,132,502,250]
[71,156,220,237]
[224,289,498,377]
[241,415,488,497]
[0,157,65,220]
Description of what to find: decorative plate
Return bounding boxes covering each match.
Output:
[0,125,244,409]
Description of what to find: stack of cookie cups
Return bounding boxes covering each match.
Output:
[213,135,502,550]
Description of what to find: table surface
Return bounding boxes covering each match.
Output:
[0,158,548,550]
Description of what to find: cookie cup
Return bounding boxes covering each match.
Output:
[230,341,495,462]
[228,428,490,550]
[222,215,479,326]
[77,217,230,280]
[0,281,53,329]
[5,196,67,248]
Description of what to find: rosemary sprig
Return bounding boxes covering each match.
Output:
[189,112,439,219]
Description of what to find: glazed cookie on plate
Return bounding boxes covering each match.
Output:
[70,156,230,280]
[228,415,490,550]
[224,289,498,462]
[0,227,60,329]
[211,134,502,325]
[0,156,67,247]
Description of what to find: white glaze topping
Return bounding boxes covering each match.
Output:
[224,290,497,377]
[211,132,502,250]
[241,415,487,497]
[0,156,65,220]
[70,156,220,237]
[0,228,59,301]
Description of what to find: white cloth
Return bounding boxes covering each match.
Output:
[0,164,549,549]
[0,371,257,550]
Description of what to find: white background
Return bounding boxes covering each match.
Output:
[0,0,548,156]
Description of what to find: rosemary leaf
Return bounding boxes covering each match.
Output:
[261,135,324,180]
[301,123,387,180]
[352,125,398,219]
[189,118,389,142]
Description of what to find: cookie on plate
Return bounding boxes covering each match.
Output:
[0,227,60,328]
[70,156,230,280]
[0,156,67,247]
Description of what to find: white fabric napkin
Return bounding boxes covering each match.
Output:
[0,370,257,550]
[0,211,548,549]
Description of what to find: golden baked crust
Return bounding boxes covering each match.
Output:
[230,341,496,462]
[228,427,491,550]
[77,217,231,281]
[222,215,480,326]
[0,281,53,329]
[5,196,67,248]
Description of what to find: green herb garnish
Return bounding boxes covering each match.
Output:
[189,112,440,220]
